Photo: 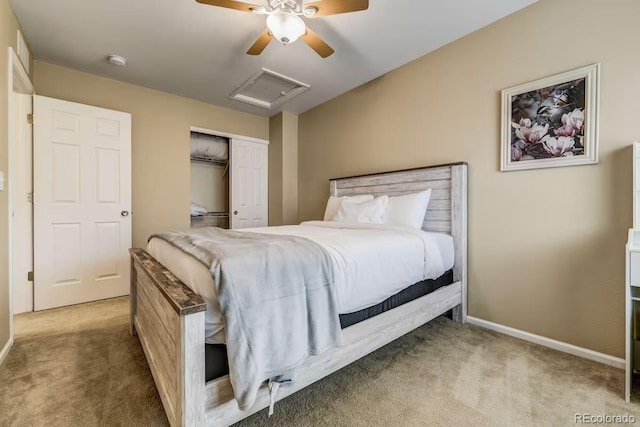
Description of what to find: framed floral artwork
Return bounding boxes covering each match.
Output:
[500,63,600,171]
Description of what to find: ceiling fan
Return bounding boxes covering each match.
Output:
[196,0,369,58]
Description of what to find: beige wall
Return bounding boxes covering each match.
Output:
[269,112,298,225]
[269,114,283,225]
[34,61,269,248]
[298,0,640,357]
[0,0,30,357]
[282,113,298,225]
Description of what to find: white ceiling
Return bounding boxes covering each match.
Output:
[11,0,536,117]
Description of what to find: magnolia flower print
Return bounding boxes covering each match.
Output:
[554,125,575,137]
[509,77,586,162]
[511,118,549,144]
[554,109,583,137]
[511,145,535,162]
[563,108,584,132]
[511,145,523,161]
[543,136,576,157]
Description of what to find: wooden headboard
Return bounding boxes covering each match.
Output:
[329,162,468,318]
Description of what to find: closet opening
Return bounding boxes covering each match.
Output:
[190,130,230,229]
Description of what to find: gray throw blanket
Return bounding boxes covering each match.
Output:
[151,228,342,410]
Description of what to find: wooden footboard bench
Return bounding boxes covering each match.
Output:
[130,163,468,426]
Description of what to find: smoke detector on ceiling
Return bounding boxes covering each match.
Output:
[106,54,127,67]
[229,68,310,109]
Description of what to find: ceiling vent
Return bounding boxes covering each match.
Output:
[229,68,310,110]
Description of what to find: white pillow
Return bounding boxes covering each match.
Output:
[383,190,432,229]
[323,195,373,221]
[334,195,389,224]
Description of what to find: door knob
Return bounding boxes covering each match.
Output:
[233,210,238,215]
[121,210,129,217]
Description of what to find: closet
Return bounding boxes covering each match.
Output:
[189,128,269,230]
[190,131,230,229]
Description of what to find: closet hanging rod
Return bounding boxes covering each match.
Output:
[192,212,229,218]
[190,155,228,166]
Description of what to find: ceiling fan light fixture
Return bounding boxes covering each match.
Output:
[266,10,305,44]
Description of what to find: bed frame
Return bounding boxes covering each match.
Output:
[129,162,468,426]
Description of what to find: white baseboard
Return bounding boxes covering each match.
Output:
[466,316,625,370]
[0,338,13,369]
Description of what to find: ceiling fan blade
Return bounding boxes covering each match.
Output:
[301,28,335,58]
[304,0,368,17]
[247,29,273,55]
[195,0,258,12]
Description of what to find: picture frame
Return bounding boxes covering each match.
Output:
[500,63,600,172]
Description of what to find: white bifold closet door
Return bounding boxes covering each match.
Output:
[230,138,268,229]
[33,96,132,311]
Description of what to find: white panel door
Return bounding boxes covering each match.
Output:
[33,96,132,310]
[230,138,268,229]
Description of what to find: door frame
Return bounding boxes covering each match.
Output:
[7,47,34,347]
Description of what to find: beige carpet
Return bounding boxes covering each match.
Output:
[1,297,639,427]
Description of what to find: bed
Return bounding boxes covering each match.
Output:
[129,162,468,426]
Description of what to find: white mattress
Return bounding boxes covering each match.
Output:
[146,221,455,344]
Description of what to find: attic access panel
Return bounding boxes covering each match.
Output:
[229,68,310,110]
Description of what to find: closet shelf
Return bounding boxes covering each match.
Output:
[191,212,229,218]
[190,155,228,166]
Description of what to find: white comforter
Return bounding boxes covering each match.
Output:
[147,221,454,344]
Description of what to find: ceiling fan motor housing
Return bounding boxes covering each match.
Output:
[269,0,301,13]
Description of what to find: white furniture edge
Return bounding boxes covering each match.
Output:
[0,337,13,369]
[625,220,640,400]
[634,142,639,229]
[131,162,468,426]
[626,237,633,401]
[467,316,624,370]
[627,144,640,401]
